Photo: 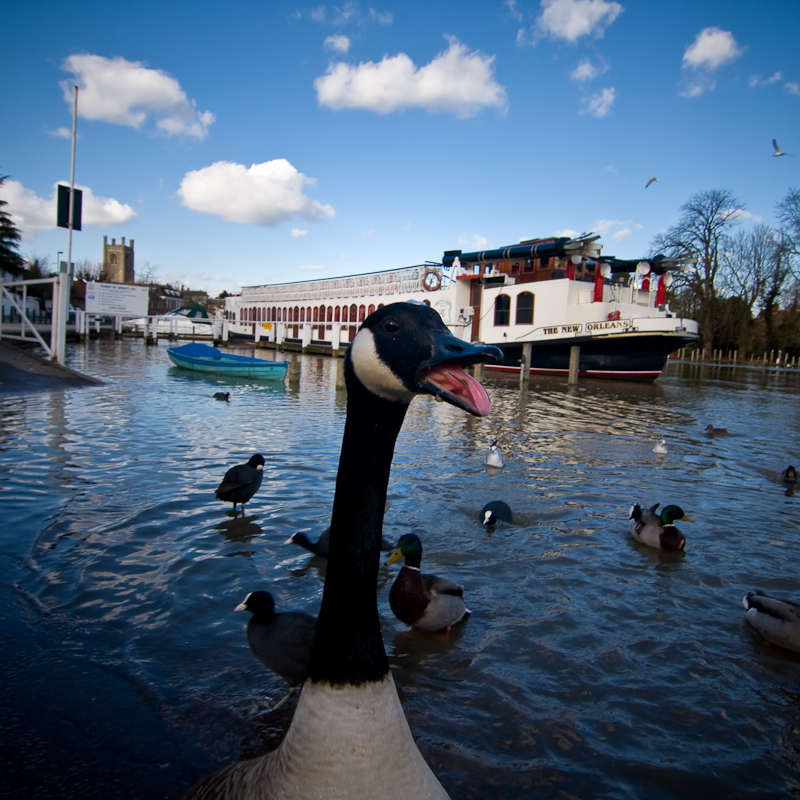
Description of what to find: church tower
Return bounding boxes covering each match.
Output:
[103,236,135,283]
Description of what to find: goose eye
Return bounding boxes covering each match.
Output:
[382,318,400,334]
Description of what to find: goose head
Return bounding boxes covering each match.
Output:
[348,302,502,415]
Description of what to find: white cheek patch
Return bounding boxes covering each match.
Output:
[350,329,415,403]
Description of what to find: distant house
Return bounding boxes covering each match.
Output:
[148,285,185,315]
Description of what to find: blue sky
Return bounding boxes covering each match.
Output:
[3,0,798,296]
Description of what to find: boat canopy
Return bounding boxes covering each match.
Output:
[442,233,601,268]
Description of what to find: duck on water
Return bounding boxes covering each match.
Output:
[183,302,502,799]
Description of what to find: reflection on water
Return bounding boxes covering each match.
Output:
[2,339,800,799]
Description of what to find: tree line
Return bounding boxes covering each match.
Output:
[652,187,800,359]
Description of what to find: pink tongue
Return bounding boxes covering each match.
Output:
[424,364,492,416]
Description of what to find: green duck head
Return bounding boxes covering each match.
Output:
[386,533,423,569]
[660,505,694,525]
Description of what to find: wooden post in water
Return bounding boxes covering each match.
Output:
[473,362,485,383]
[519,343,532,389]
[335,357,346,390]
[568,345,580,385]
[287,360,301,385]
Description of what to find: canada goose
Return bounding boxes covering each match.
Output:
[781,466,797,485]
[183,302,501,799]
[485,439,504,469]
[235,591,316,710]
[743,592,800,653]
[480,500,513,526]
[386,533,468,632]
[628,503,692,551]
[215,454,265,514]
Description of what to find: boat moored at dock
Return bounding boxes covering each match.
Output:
[221,233,699,381]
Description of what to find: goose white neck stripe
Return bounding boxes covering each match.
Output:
[350,329,415,403]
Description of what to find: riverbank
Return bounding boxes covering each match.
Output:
[0,341,103,395]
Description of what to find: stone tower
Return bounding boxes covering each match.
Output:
[103,236,135,283]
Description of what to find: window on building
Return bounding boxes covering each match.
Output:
[494,294,510,326]
[516,292,534,324]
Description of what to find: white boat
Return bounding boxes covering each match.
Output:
[221,233,700,381]
[122,305,215,338]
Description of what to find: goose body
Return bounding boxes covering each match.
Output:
[743,592,800,653]
[486,439,504,469]
[387,533,468,632]
[213,392,230,401]
[215,454,264,513]
[481,500,513,526]
[235,591,316,694]
[184,302,501,799]
[628,503,691,551]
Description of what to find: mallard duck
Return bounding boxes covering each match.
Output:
[704,424,728,436]
[183,301,501,799]
[386,533,468,632]
[215,454,264,514]
[743,592,800,653]
[480,500,513,526]
[781,466,798,485]
[235,590,316,709]
[486,438,504,468]
[628,503,692,551]
[653,438,668,454]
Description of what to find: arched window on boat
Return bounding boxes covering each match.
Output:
[494,294,511,326]
[313,307,319,323]
[294,306,301,322]
[300,307,306,323]
[516,292,534,325]
[368,304,375,316]
[335,306,342,322]
[327,306,333,323]
[307,306,312,321]
[350,304,357,322]
[359,305,366,322]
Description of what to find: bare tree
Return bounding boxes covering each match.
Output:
[650,188,744,356]
[74,259,108,282]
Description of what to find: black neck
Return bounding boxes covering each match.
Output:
[308,368,408,685]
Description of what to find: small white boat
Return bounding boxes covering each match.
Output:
[123,306,215,338]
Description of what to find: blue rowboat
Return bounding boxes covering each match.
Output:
[167,343,289,379]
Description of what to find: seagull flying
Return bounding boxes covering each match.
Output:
[646,177,660,188]
[773,139,792,157]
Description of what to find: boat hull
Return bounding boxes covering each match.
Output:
[490,332,695,381]
[167,344,288,380]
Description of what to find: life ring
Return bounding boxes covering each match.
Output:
[422,269,441,291]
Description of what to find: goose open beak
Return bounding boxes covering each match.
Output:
[418,334,502,417]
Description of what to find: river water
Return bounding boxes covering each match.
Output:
[2,338,799,799]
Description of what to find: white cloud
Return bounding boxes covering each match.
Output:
[679,81,710,98]
[536,0,623,42]
[749,71,782,88]
[47,126,73,139]
[591,218,643,241]
[729,209,762,223]
[603,164,618,174]
[554,228,579,238]
[60,54,215,139]
[369,8,393,25]
[505,0,524,24]
[579,87,615,117]
[291,228,309,238]
[682,27,744,71]
[457,234,489,250]
[0,179,136,242]
[359,228,375,237]
[571,58,601,82]
[299,264,327,271]
[177,159,336,226]
[314,36,508,117]
[325,35,351,53]
[786,82,800,96]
